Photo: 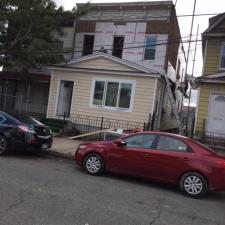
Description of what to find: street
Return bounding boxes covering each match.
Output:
[0,152,225,225]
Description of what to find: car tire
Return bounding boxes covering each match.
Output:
[0,135,9,156]
[180,172,208,198]
[83,153,104,176]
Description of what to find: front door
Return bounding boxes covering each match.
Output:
[107,134,157,177]
[57,80,74,117]
[207,94,225,134]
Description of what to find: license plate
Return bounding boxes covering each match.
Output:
[42,144,48,149]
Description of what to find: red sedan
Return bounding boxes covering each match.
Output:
[75,132,225,198]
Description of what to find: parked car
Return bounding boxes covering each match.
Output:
[0,111,52,155]
[75,131,225,198]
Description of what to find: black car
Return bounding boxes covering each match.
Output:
[0,111,52,155]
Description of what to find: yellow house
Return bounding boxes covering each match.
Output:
[47,53,179,131]
[195,13,225,137]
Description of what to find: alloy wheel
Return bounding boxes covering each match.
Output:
[0,136,6,154]
[85,156,101,174]
[183,175,203,195]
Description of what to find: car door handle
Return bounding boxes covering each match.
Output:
[183,157,190,161]
[143,154,150,158]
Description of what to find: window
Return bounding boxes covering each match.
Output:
[112,36,124,58]
[0,115,6,124]
[144,36,157,60]
[124,134,156,149]
[220,43,225,69]
[83,35,95,56]
[92,79,134,111]
[156,136,188,152]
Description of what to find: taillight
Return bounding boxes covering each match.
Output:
[18,125,35,133]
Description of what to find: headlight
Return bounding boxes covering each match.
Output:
[78,144,87,149]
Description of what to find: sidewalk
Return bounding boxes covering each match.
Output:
[46,136,85,159]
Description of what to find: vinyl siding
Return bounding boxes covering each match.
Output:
[69,57,140,72]
[195,83,225,135]
[203,39,224,75]
[47,69,156,123]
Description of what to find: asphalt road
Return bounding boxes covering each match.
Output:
[0,151,225,225]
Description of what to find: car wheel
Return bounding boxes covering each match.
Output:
[0,135,9,155]
[180,172,208,198]
[83,154,104,176]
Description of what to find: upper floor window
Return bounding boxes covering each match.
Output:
[83,35,95,56]
[144,36,157,60]
[112,36,124,58]
[220,43,225,69]
[91,79,134,111]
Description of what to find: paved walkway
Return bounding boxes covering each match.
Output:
[47,136,85,159]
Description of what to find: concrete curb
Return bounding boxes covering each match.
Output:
[45,149,74,160]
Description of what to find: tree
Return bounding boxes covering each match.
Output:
[0,0,89,71]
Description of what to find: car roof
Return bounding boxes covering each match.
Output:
[137,131,189,139]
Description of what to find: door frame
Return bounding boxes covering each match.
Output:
[55,79,75,117]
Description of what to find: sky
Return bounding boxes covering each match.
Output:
[54,0,225,106]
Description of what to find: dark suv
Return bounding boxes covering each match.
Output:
[0,111,52,155]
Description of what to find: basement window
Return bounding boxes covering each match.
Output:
[220,43,225,69]
[144,36,157,60]
[83,35,95,56]
[91,79,134,111]
[112,36,124,58]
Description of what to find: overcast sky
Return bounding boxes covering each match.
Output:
[54,0,225,106]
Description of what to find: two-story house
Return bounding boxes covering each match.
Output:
[47,1,186,131]
[195,13,225,137]
[0,21,75,117]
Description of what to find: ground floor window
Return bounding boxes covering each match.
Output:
[91,79,135,111]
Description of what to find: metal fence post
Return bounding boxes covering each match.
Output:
[100,117,104,130]
[150,112,156,131]
[201,118,206,141]
[190,117,195,138]
[147,113,151,131]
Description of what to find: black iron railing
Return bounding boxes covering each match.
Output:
[57,114,151,140]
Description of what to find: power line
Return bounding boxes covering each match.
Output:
[3,37,202,55]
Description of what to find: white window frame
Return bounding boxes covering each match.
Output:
[143,35,157,61]
[89,78,136,112]
[219,42,225,70]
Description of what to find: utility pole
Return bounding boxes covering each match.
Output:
[181,0,197,135]
[186,24,199,136]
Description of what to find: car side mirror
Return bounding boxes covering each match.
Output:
[114,139,127,147]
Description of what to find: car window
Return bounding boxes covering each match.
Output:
[7,113,42,126]
[0,115,6,124]
[156,136,188,152]
[124,134,156,149]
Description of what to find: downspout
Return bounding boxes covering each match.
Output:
[71,19,77,60]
